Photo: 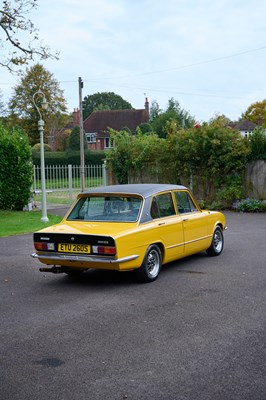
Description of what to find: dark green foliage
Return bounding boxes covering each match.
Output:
[137,123,153,134]
[67,126,83,151]
[0,123,33,210]
[83,92,132,120]
[216,175,245,207]
[233,198,266,212]
[166,122,250,197]
[106,129,165,184]
[106,130,131,183]
[248,128,266,160]
[32,150,105,166]
[150,98,195,138]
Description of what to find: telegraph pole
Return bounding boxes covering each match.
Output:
[79,77,85,191]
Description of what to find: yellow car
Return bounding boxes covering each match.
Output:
[32,184,226,283]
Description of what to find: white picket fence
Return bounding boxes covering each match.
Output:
[32,164,107,203]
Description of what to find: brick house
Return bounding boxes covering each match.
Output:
[83,98,150,150]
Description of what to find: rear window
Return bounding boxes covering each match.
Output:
[67,195,142,222]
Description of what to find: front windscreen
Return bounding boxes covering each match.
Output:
[67,195,142,222]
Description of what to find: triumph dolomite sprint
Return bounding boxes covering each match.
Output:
[32,184,227,283]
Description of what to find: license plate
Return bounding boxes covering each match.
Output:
[58,243,90,254]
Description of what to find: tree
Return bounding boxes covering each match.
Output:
[243,99,266,128]
[8,63,68,145]
[66,126,85,151]
[0,122,32,210]
[82,92,132,120]
[209,113,231,127]
[137,122,153,134]
[150,98,195,138]
[0,0,58,71]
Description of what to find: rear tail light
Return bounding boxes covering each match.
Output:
[34,242,55,251]
[92,246,116,255]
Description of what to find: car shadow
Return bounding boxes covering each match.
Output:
[162,252,207,276]
[39,252,207,290]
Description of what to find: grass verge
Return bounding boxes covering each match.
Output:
[33,190,79,205]
[0,210,63,237]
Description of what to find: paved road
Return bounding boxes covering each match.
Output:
[0,212,265,400]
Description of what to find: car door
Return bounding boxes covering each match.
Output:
[150,192,184,262]
[173,190,209,255]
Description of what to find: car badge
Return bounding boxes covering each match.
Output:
[71,237,75,241]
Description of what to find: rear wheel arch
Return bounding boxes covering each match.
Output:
[139,241,165,265]
[216,222,224,231]
[154,242,165,262]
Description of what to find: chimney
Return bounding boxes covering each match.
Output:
[144,97,149,121]
[72,108,80,126]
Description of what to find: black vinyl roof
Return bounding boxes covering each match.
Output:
[82,184,187,198]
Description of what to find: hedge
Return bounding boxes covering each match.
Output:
[32,150,106,166]
[0,123,32,210]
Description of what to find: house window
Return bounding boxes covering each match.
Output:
[86,133,96,143]
[104,137,114,148]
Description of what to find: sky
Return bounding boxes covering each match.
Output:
[1,0,266,122]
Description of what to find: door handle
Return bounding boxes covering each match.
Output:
[158,222,165,226]
[183,218,188,221]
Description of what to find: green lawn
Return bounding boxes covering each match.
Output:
[0,210,62,237]
[33,190,79,205]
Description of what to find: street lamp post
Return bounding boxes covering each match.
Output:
[33,90,49,222]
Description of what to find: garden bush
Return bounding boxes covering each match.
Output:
[233,198,266,212]
[0,123,33,210]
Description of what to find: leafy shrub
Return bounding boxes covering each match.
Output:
[233,198,266,213]
[248,128,266,160]
[216,175,245,206]
[0,123,33,210]
[137,123,153,134]
[199,200,225,211]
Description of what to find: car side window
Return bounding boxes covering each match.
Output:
[150,193,175,219]
[174,191,198,214]
[150,197,160,219]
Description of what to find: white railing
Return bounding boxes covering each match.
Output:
[33,164,107,202]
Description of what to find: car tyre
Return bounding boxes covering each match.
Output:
[136,245,162,283]
[206,226,224,256]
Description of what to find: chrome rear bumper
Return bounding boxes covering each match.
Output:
[31,252,139,264]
